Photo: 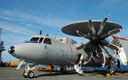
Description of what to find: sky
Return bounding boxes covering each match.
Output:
[0,0,128,62]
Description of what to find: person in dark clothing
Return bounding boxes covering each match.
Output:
[116,59,121,72]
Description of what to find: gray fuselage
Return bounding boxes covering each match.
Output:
[9,35,114,67]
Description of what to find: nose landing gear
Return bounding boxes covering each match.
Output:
[23,64,36,78]
[74,54,84,75]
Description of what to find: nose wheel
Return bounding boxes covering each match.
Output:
[23,64,36,78]
[23,70,34,78]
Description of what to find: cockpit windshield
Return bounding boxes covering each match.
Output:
[29,37,44,43]
[30,37,39,43]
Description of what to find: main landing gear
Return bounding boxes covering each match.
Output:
[107,62,116,75]
[106,57,115,75]
[23,64,36,78]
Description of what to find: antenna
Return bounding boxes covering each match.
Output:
[39,30,42,35]
[46,33,49,36]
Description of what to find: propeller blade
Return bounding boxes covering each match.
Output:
[100,28,122,39]
[98,45,106,67]
[100,46,117,63]
[76,30,90,38]
[83,46,95,65]
[98,15,109,36]
[88,17,96,35]
[76,44,85,50]
[101,40,119,51]
[76,42,90,50]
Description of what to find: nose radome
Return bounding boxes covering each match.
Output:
[8,46,15,54]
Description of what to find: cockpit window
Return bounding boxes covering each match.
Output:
[30,37,39,43]
[39,38,44,43]
[44,38,52,45]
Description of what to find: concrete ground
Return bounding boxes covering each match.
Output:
[0,67,128,80]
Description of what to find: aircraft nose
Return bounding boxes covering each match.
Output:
[8,46,15,54]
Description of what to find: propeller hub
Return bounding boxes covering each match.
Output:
[91,35,101,44]
[92,36,97,41]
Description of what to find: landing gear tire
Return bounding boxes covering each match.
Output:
[28,71,34,78]
[107,67,114,75]
[23,71,34,78]
[23,64,36,78]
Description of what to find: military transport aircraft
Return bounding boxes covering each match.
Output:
[8,16,127,78]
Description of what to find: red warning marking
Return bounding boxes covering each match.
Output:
[83,61,87,65]
[106,15,109,18]
[74,48,77,51]
[96,58,100,63]
[70,46,73,61]
[120,28,123,31]
[112,36,128,41]
[89,17,91,20]
[76,30,79,33]
[66,38,68,44]
[118,50,121,53]
[102,64,105,67]
[109,57,112,63]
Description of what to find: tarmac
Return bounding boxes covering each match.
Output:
[0,67,128,80]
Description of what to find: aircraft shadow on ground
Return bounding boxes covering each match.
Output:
[34,70,108,78]
[34,71,80,78]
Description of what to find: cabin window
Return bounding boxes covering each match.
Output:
[39,38,44,43]
[44,38,52,45]
[30,37,39,43]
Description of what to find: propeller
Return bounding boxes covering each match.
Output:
[76,15,121,67]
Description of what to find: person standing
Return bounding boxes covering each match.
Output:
[116,59,121,72]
